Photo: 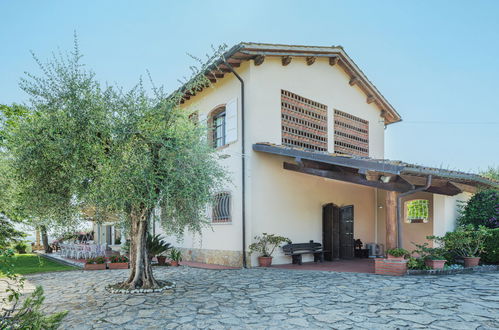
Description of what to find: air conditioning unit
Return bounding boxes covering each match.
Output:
[366,243,385,258]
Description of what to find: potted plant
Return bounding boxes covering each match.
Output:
[432,225,492,268]
[108,255,129,269]
[249,233,291,267]
[85,256,107,270]
[169,248,182,267]
[146,234,171,263]
[412,242,446,269]
[386,248,409,261]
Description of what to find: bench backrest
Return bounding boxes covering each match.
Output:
[282,242,322,253]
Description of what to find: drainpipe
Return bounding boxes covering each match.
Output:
[222,59,247,268]
[396,175,432,248]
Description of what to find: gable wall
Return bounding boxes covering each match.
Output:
[245,56,386,158]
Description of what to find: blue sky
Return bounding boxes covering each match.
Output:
[1,0,498,172]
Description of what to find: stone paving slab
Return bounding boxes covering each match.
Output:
[10,267,499,329]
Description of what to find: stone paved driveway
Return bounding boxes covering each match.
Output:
[20,267,499,329]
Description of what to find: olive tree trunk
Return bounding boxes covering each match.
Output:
[40,225,52,253]
[122,208,158,289]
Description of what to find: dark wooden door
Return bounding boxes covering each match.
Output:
[339,205,354,259]
[322,203,340,261]
[322,204,333,261]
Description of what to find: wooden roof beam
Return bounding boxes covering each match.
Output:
[254,55,265,66]
[329,56,340,66]
[349,76,359,86]
[306,56,316,65]
[282,56,292,66]
[284,162,414,192]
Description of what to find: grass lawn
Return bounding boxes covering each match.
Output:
[0,254,77,277]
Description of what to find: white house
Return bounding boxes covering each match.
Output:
[111,43,498,267]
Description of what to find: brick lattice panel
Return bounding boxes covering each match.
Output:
[333,109,369,156]
[281,90,328,151]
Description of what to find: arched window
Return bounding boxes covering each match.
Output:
[209,106,226,148]
[405,199,430,223]
[212,192,231,223]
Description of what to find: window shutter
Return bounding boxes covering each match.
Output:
[225,98,238,144]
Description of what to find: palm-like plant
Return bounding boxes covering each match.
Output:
[146,234,171,258]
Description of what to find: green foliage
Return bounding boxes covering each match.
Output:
[1,250,67,329]
[458,189,498,229]
[85,256,106,264]
[431,225,492,258]
[5,36,227,240]
[481,166,499,181]
[411,241,446,260]
[406,199,429,221]
[12,242,28,254]
[109,255,128,263]
[169,248,182,262]
[249,233,291,257]
[0,217,25,249]
[146,234,171,257]
[407,257,430,270]
[482,228,499,264]
[386,248,410,258]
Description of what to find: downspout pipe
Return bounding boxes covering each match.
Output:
[396,175,432,248]
[222,60,247,268]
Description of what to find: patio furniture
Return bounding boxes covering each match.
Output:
[282,241,327,265]
[354,239,369,258]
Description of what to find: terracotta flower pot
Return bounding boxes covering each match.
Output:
[157,256,167,266]
[108,262,129,269]
[258,256,273,267]
[170,260,179,267]
[387,254,405,261]
[425,259,446,269]
[84,263,106,270]
[464,257,480,268]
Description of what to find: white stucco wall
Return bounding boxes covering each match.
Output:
[433,192,471,237]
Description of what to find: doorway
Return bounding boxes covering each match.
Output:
[322,203,354,261]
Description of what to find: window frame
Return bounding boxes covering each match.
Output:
[405,199,430,224]
[208,106,227,149]
[212,191,232,224]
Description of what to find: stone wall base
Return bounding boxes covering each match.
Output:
[375,258,408,276]
[178,247,244,268]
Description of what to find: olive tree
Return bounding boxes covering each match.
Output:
[8,40,226,289]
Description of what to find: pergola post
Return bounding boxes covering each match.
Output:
[385,191,398,251]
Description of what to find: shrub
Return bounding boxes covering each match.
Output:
[386,248,409,258]
[431,225,492,258]
[407,257,430,270]
[249,233,291,257]
[458,189,498,229]
[482,228,499,264]
[411,241,446,260]
[85,256,106,265]
[109,255,128,263]
[169,248,182,262]
[13,241,28,254]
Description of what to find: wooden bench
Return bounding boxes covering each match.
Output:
[282,241,327,265]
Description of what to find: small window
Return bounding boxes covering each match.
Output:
[212,192,231,223]
[405,199,429,223]
[210,107,226,148]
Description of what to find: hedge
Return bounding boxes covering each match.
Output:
[482,228,499,264]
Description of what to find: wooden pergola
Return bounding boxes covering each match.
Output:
[254,143,498,250]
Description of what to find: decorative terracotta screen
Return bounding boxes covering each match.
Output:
[281,90,328,151]
[333,109,369,156]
